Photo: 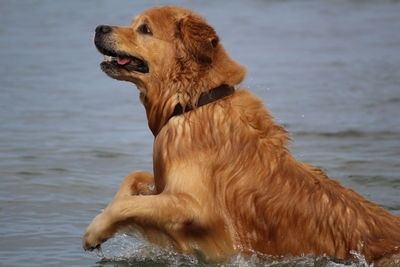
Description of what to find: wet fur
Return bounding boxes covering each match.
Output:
[83,6,400,266]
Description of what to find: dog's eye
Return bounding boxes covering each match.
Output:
[138,24,152,35]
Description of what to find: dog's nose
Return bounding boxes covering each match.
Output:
[96,25,112,34]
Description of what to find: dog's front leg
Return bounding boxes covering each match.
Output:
[83,171,157,251]
[83,189,199,251]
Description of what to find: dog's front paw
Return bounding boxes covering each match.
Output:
[82,212,114,251]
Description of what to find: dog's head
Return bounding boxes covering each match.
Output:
[94,6,245,92]
[94,6,246,135]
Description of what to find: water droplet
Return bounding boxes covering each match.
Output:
[147,183,155,191]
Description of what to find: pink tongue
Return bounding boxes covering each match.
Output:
[117,56,131,65]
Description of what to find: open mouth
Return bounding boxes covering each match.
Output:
[97,46,149,74]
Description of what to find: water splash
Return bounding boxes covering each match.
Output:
[349,251,373,267]
[93,233,199,266]
[89,234,375,267]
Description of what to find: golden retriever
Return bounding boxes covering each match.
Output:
[83,6,400,266]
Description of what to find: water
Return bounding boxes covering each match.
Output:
[0,0,399,266]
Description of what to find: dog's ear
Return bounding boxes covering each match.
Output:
[176,14,219,64]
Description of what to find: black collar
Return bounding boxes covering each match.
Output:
[169,84,235,120]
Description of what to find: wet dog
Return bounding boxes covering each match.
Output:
[83,6,400,266]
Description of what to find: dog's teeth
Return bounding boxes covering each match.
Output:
[102,55,114,62]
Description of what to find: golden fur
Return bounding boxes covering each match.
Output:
[83,6,400,266]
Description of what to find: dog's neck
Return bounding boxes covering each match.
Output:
[140,46,245,137]
[169,84,234,120]
[140,84,235,137]
[139,88,174,137]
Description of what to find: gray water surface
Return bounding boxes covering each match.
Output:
[1,0,399,266]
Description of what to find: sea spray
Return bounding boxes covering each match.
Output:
[89,233,375,267]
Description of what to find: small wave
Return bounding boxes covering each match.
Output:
[90,234,375,267]
[91,150,129,158]
[47,167,69,172]
[19,155,37,160]
[387,97,400,104]
[294,129,365,138]
[293,129,398,139]
[15,171,42,176]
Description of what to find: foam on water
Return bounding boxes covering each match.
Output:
[93,233,200,266]
[90,234,376,267]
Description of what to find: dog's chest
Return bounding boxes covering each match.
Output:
[152,125,184,192]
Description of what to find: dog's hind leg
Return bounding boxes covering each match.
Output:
[114,171,156,199]
[375,254,400,267]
